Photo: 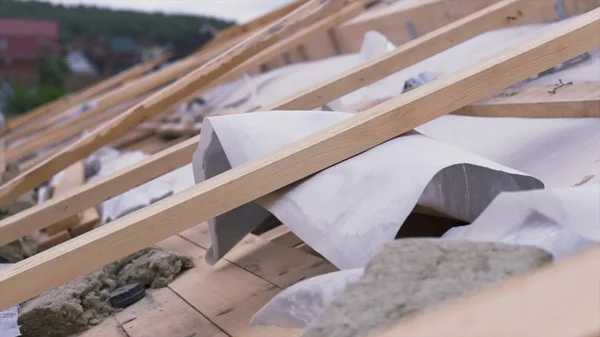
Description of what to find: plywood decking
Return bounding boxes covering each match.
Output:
[77,223,334,337]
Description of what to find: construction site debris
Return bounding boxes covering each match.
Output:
[0,264,21,337]
[302,239,552,337]
[18,247,194,337]
[0,162,37,262]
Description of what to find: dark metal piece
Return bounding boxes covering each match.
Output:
[109,283,146,309]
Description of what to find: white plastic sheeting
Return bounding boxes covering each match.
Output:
[442,185,600,260]
[251,268,364,328]
[193,111,543,268]
[91,150,195,222]
[0,264,20,337]
[190,18,599,269]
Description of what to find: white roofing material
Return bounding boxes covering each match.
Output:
[190,17,600,270]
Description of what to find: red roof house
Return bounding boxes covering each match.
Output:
[0,19,60,74]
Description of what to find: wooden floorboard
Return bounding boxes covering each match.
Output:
[73,224,332,337]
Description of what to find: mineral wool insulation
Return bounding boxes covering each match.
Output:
[190,17,600,270]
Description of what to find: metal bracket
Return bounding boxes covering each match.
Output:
[406,22,418,39]
[554,0,570,20]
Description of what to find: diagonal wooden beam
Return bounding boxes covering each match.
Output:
[263,0,576,111]
[371,246,600,337]
[0,0,586,249]
[198,0,311,54]
[3,53,170,141]
[0,0,358,208]
[456,81,600,118]
[6,2,367,162]
[6,95,152,163]
[0,7,597,311]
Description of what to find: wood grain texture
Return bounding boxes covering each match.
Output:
[0,0,541,236]
[334,0,600,53]
[200,0,311,53]
[7,96,147,162]
[371,246,600,337]
[0,8,596,311]
[4,54,169,141]
[157,235,303,337]
[0,0,354,208]
[114,287,227,337]
[0,137,198,247]
[456,82,600,118]
[265,0,544,111]
[180,223,336,288]
[217,2,366,83]
[45,160,85,235]
[0,0,551,237]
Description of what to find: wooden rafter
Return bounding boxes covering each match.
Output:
[0,6,597,311]
[3,53,170,140]
[0,0,363,208]
[1,0,597,249]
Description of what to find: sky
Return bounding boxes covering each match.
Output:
[43,0,295,23]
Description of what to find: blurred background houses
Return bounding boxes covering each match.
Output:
[0,0,232,115]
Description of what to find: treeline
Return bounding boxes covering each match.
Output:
[0,0,234,53]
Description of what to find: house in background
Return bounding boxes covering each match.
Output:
[0,19,60,86]
[66,50,97,75]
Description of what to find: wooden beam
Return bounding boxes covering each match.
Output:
[0,7,596,311]
[0,137,198,247]
[3,53,170,140]
[333,0,600,53]
[0,0,356,207]
[5,55,198,145]
[456,82,600,118]
[44,161,86,235]
[264,0,554,111]
[200,0,311,52]
[371,246,600,337]
[7,96,149,163]
[0,0,590,250]
[217,2,366,83]
[179,0,367,105]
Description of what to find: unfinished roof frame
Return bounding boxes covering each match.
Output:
[0,1,597,313]
[0,0,367,207]
[2,0,599,249]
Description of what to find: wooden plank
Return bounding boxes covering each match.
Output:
[157,234,306,337]
[334,0,600,53]
[0,137,197,247]
[4,54,170,141]
[0,8,596,311]
[0,0,356,208]
[372,246,600,337]
[69,207,100,238]
[217,2,366,84]
[0,138,5,182]
[45,160,86,234]
[201,0,311,52]
[75,316,126,337]
[156,235,301,337]
[114,287,227,337]
[456,82,600,118]
[7,96,147,162]
[37,230,71,252]
[260,225,304,248]
[265,0,551,111]
[180,223,336,288]
[0,0,553,244]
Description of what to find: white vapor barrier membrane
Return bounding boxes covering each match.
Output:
[90,150,195,222]
[251,268,365,328]
[442,185,600,260]
[0,264,21,337]
[192,111,543,269]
